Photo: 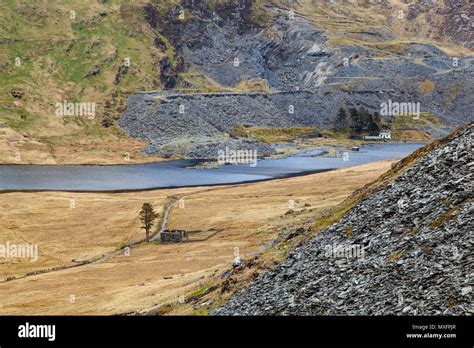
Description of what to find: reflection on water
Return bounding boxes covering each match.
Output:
[0,143,423,191]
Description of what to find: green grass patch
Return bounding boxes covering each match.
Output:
[193,308,209,315]
[320,129,351,139]
[179,72,228,93]
[390,113,443,130]
[189,284,214,298]
[234,79,271,93]
[0,107,35,131]
[313,203,355,233]
[232,125,319,144]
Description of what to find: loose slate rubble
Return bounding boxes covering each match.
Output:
[213,123,473,315]
[119,4,473,158]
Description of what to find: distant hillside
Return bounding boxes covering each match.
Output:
[1,0,472,163]
[119,0,472,158]
[214,122,473,315]
[295,0,473,51]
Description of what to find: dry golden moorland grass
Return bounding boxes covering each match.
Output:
[0,160,394,315]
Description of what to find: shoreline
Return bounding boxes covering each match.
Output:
[0,168,335,194]
[0,140,430,167]
[0,142,424,193]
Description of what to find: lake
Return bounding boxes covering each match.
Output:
[0,143,422,192]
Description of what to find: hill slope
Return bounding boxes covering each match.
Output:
[119,0,473,157]
[214,122,473,315]
[1,0,472,163]
[0,0,169,163]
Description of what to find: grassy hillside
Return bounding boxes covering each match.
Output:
[389,113,448,141]
[0,0,276,163]
[0,0,470,164]
[0,0,169,163]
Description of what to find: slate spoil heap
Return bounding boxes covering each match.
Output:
[214,123,473,315]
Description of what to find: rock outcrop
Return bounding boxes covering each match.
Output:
[408,0,473,50]
[213,122,473,315]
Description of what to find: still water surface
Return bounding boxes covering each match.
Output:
[0,143,422,191]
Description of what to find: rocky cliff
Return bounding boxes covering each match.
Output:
[119,1,473,158]
[213,122,473,315]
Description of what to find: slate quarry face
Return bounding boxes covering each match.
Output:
[119,2,474,158]
[212,123,474,316]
